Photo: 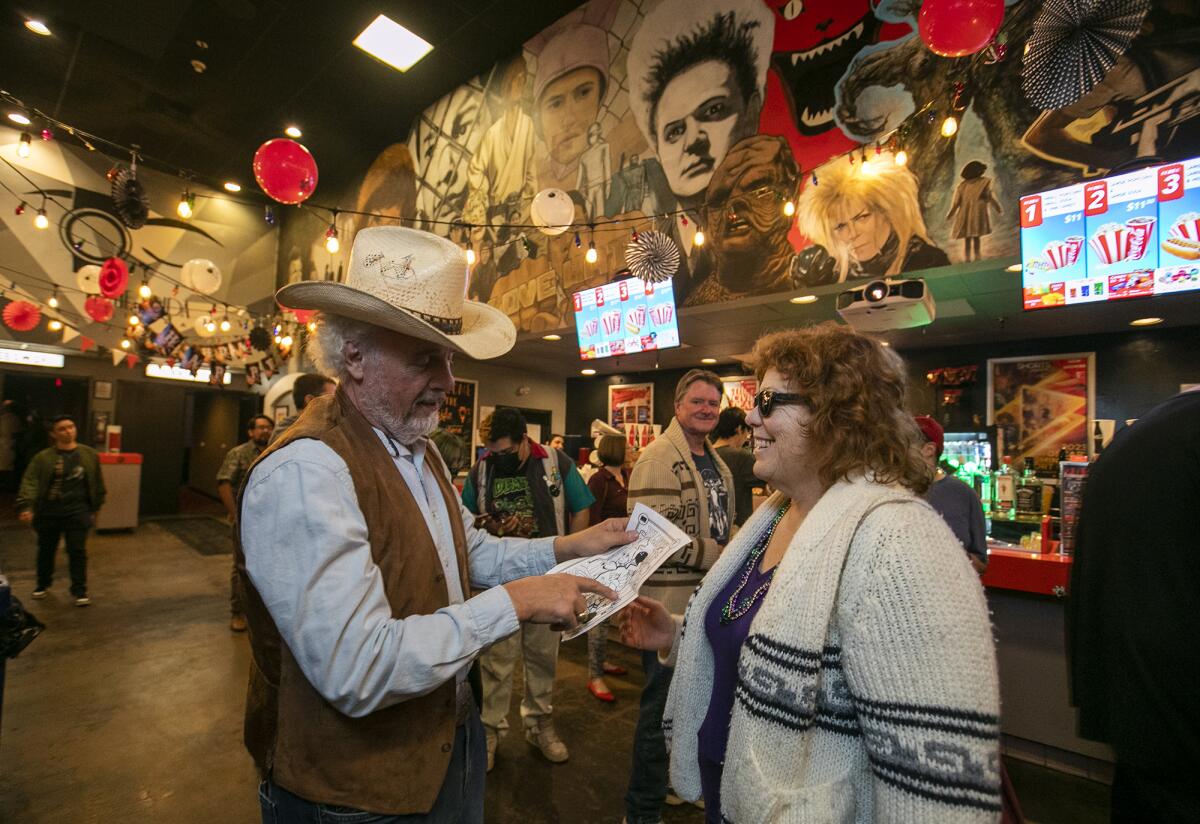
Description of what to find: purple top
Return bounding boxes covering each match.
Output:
[697,555,774,819]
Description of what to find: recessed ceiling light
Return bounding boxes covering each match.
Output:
[1130,317,1163,327]
[789,294,817,304]
[24,20,51,36]
[700,357,717,364]
[580,368,596,376]
[223,181,242,192]
[7,112,31,125]
[1005,263,1022,272]
[542,334,562,341]
[284,125,302,138]
[353,14,433,73]
[880,340,891,347]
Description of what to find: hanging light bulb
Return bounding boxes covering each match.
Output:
[812,172,819,187]
[264,205,275,225]
[128,314,140,326]
[138,281,152,299]
[465,246,476,266]
[782,199,796,217]
[177,191,195,219]
[34,209,49,229]
[48,319,63,331]
[18,132,32,158]
[273,333,282,344]
[47,292,59,309]
[941,115,958,138]
[324,225,340,254]
[281,335,294,347]
[585,241,598,264]
[894,149,908,167]
[307,321,318,333]
[219,319,231,333]
[574,231,582,249]
[631,227,639,242]
[693,229,705,247]
[120,339,131,350]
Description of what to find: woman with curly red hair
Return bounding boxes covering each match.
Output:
[621,323,1000,823]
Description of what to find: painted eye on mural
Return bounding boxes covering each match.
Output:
[696,97,730,123]
[572,82,596,103]
[782,0,805,21]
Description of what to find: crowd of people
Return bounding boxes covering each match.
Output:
[11,223,1192,823]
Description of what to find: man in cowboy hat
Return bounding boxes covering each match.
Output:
[238,226,635,823]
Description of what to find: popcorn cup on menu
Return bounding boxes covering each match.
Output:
[1042,240,1069,269]
[1088,223,1127,265]
[1064,236,1084,266]
[583,319,598,337]
[1124,217,1155,261]
[649,304,673,326]
[629,305,646,328]
[601,310,622,336]
[1170,212,1200,240]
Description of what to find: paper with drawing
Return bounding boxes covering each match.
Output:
[548,503,690,640]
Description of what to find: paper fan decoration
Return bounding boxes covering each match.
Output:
[249,326,272,350]
[1022,0,1151,110]
[3,300,41,332]
[625,230,680,283]
[98,257,129,298]
[84,295,115,323]
[110,165,150,229]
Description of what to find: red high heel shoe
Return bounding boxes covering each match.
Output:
[602,662,628,676]
[588,679,615,702]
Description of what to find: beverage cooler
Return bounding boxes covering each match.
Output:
[96,453,142,530]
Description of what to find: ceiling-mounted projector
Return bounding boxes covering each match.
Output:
[836,278,935,331]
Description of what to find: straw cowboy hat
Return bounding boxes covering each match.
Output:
[276,227,516,360]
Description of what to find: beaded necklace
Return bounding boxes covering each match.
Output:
[720,499,792,625]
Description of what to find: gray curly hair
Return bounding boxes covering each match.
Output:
[308,313,376,379]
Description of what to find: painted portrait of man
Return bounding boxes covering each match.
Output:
[627,0,773,210]
[532,23,610,183]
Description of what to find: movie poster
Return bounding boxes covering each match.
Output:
[439,379,479,448]
[721,376,758,411]
[987,353,1095,466]
[608,383,654,429]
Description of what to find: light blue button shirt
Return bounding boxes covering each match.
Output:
[241,430,557,718]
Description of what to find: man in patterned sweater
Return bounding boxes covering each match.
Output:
[622,369,735,824]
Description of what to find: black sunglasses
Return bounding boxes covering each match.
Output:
[753,389,807,418]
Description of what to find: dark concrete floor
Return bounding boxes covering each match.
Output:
[1,521,1110,823]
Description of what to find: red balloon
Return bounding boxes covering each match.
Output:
[253,138,319,205]
[3,300,41,332]
[918,0,1004,58]
[85,295,114,323]
[98,257,129,299]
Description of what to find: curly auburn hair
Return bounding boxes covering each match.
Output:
[750,323,929,494]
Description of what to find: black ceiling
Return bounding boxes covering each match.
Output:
[1,0,586,194]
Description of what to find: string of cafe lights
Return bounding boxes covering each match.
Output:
[4,15,1014,288]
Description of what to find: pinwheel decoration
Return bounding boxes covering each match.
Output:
[624,230,680,284]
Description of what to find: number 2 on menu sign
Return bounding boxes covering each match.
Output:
[1020,196,1042,228]
[1158,164,1184,201]
[1084,181,1108,216]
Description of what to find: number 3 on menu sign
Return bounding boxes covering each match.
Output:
[1158,164,1184,202]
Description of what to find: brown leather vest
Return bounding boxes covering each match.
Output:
[234,389,470,814]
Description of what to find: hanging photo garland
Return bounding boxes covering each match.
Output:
[624,230,680,284]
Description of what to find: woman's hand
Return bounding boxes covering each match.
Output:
[618,596,677,654]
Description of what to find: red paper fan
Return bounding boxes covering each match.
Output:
[84,295,115,323]
[2,300,41,331]
[98,257,129,298]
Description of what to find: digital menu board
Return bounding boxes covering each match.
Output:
[1019,156,1200,309]
[573,277,680,360]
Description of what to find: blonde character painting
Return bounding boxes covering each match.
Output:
[794,156,949,287]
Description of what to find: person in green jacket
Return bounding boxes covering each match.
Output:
[17,415,106,606]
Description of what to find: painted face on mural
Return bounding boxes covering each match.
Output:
[537,67,603,167]
[654,61,758,199]
[830,198,892,265]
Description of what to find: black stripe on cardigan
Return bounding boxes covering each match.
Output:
[868,754,1001,812]
[853,694,1000,727]
[855,705,1000,741]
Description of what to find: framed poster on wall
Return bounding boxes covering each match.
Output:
[608,383,654,430]
[439,379,479,449]
[987,353,1095,464]
[720,376,758,411]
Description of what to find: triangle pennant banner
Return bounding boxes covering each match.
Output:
[80,336,95,353]
[112,349,126,367]
[125,354,139,369]
[61,326,80,344]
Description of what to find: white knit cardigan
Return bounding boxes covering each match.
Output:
[662,477,1001,823]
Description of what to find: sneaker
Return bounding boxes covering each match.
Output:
[525,718,568,763]
[664,792,685,806]
[230,615,248,632]
[485,728,498,772]
[74,596,91,607]
[32,589,47,599]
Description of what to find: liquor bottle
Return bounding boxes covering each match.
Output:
[1015,458,1044,518]
[993,456,1015,519]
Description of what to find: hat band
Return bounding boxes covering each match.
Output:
[410,308,462,335]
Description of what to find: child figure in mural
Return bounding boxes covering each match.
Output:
[577,122,611,220]
[946,160,1002,262]
[794,155,949,286]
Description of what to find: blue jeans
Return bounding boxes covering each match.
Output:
[624,651,673,824]
[258,709,486,824]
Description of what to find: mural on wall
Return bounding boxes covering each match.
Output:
[283,0,1199,335]
[0,130,278,359]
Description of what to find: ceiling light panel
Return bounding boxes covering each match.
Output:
[353,15,433,73]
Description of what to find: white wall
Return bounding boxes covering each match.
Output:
[452,358,567,438]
